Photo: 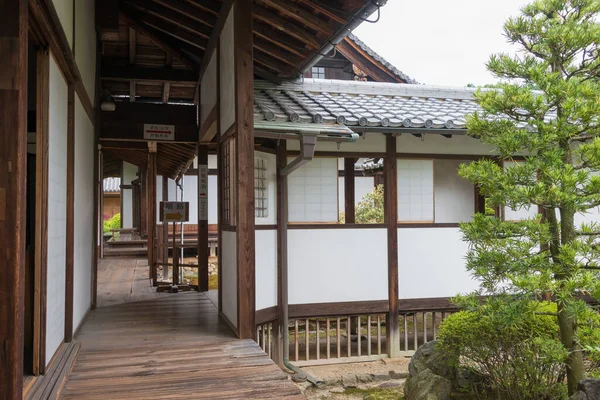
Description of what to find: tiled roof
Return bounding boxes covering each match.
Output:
[103,177,121,193]
[346,33,418,84]
[254,79,483,131]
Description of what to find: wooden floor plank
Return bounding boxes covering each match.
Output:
[60,258,302,399]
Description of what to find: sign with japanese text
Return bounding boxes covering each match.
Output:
[198,165,208,221]
[160,201,189,222]
[143,124,175,141]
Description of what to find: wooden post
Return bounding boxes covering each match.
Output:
[162,176,168,278]
[147,143,157,283]
[385,135,400,357]
[0,0,27,396]
[197,144,209,291]
[139,169,147,238]
[172,222,179,285]
[234,0,256,340]
[274,139,286,367]
[64,84,75,343]
[344,158,356,223]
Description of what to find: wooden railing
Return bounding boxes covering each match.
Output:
[255,310,455,366]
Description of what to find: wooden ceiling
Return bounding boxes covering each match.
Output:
[98,0,376,103]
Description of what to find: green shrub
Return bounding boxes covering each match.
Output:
[438,297,568,400]
[103,213,121,233]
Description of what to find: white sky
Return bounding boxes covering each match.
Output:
[353,0,530,86]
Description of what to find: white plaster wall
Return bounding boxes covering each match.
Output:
[288,229,388,304]
[256,230,277,310]
[208,154,217,169]
[74,0,96,100]
[338,176,376,211]
[255,151,276,225]
[503,161,538,221]
[52,0,73,48]
[287,133,496,156]
[46,54,68,364]
[398,228,480,299]
[398,159,434,222]
[222,231,237,327]
[201,52,217,125]
[73,95,94,333]
[121,162,137,229]
[434,160,474,223]
[288,157,338,222]
[219,7,235,134]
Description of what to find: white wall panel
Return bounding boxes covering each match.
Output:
[288,229,388,304]
[74,0,96,100]
[256,230,277,310]
[46,54,68,363]
[52,0,73,47]
[219,7,235,134]
[288,158,338,222]
[434,160,474,223]
[73,95,94,333]
[121,162,137,228]
[398,159,434,222]
[222,231,237,327]
[255,151,276,225]
[201,52,217,125]
[398,228,480,299]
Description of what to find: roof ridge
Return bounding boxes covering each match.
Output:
[346,33,419,84]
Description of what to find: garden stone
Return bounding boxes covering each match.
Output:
[569,379,600,400]
[404,341,455,400]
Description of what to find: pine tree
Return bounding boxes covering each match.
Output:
[459,0,600,394]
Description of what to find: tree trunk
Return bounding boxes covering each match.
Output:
[558,304,585,395]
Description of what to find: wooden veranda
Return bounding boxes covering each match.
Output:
[58,258,303,400]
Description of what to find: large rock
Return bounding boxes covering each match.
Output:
[404,341,456,400]
[569,379,600,400]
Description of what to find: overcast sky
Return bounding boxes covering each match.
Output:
[353,0,530,87]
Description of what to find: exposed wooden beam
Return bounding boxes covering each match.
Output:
[126,0,213,39]
[234,0,256,340]
[186,0,222,15]
[385,134,400,357]
[344,158,356,223]
[96,0,120,31]
[0,1,27,396]
[162,82,170,103]
[338,39,407,83]
[147,145,158,283]
[120,10,199,69]
[257,0,333,35]
[197,145,209,292]
[152,0,217,28]
[64,85,75,344]
[137,12,208,50]
[253,36,302,67]
[253,21,310,58]
[130,81,136,102]
[253,4,320,49]
[197,0,233,84]
[275,139,287,367]
[294,0,347,24]
[129,27,136,64]
[101,63,198,84]
[253,48,294,76]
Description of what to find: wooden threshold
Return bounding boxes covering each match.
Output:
[25,341,80,400]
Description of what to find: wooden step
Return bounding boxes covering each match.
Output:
[26,341,80,400]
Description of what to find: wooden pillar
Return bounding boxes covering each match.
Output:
[234,0,255,340]
[64,85,75,343]
[274,139,286,367]
[344,158,356,224]
[384,135,400,357]
[197,145,209,292]
[161,176,168,275]
[147,144,157,282]
[139,169,147,237]
[0,0,28,397]
[98,150,104,259]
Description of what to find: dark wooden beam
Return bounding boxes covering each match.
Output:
[137,12,208,50]
[129,27,136,64]
[96,0,120,32]
[100,102,198,143]
[338,39,407,84]
[197,145,209,292]
[152,0,217,28]
[197,0,233,92]
[161,176,169,268]
[129,80,136,102]
[384,134,400,357]
[126,0,213,39]
[344,158,356,224]
[253,21,308,59]
[234,0,256,340]
[252,4,320,50]
[294,0,347,25]
[254,36,303,67]
[100,63,198,84]
[64,85,75,343]
[147,147,158,283]
[120,10,199,69]
[257,0,332,35]
[274,139,286,367]
[0,0,27,396]
[162,82,170,103]
[216,44,223,316]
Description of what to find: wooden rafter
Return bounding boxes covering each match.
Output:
[120,10,199,69]
[253,4,320,49]
[253,36,302,67]
[101,63,198,84]
[257,0,333,35]
[253,21,310,58]
[294,0,347,24]
[134,11,208,50]
[129,27,136,64]
[152,0,217,28]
